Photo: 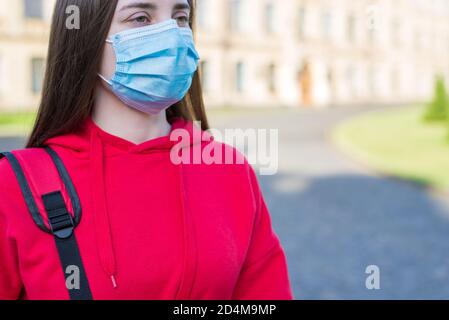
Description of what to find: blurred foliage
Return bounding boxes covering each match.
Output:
[0,111,36,125]
[447,109,449,141]
[423,76,449,122]
[0,111,36,136]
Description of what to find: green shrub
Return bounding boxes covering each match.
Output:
[446,109,449,142]
[423,76,449,122]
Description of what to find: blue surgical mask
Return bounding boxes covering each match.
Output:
[98,19,200,115]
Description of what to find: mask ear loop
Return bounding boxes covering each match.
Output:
[98,39,114,86]
[98,73,112,86]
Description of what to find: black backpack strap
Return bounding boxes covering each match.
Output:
[41,190,92,300]
[0,148,93,300]
[1,151,48,232]
[45,147,83,226]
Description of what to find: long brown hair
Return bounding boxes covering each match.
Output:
[26,0,209,148]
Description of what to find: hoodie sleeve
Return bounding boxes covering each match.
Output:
[232,164,294,300]
[0,209,23,300]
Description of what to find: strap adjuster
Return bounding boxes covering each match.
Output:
[42,191,74,239]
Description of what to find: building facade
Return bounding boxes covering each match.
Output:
[197,0,449,108]
[0,0,54,111]
[0,0,448,111]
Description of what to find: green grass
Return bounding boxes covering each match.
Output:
[333,105,449,191]
[0,111,36,136]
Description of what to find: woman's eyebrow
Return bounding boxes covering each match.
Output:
[173,3,191,11]
[119,2,157,12]
[119,2,191,12]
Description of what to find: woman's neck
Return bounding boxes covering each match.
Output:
[92,82,172,145]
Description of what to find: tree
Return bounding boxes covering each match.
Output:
[447,114,449,142]
[423,76,449,122]
[447,105,449,142]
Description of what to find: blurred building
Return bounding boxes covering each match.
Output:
[0,0,449,111]
[0,0,54,111]
[198,0,449,108]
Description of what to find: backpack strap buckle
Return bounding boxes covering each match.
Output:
[42,191,74,239]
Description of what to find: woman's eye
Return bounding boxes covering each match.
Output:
[130,15,150,26]
[175,16,189,27]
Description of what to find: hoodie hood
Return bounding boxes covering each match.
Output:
[43,115,212,289]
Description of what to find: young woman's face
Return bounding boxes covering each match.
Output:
[99,0,191,81]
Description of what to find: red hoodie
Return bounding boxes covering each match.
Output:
[0,116,293,300]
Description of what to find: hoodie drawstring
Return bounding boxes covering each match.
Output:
[174,161,198,299]
[90,130,118,289]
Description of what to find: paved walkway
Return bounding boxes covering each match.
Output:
[2,107,449,299]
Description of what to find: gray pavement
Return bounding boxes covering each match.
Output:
[2,106,449,299]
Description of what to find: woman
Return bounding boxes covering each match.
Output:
[0,0,293,300]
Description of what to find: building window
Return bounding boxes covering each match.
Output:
[31,58,45,94]
[345,65,355,97]
[368,66,377,97]
[391,18,401,46]
[347,14,356,43]
[199,60,209,92]
[297,7,306,39]
[390,68,399,94]
[235,62,245,93]
[327,67,335,101]
[24,0,44,19]
[368,26,376,44]
[267,63,276,93]
[196,0,207,29]
[264,2,274,34]
[321,11,332,40]
[366,4,378,44]
[0,56,4,95]
[229,0,243,32]
[415,28,421,51]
